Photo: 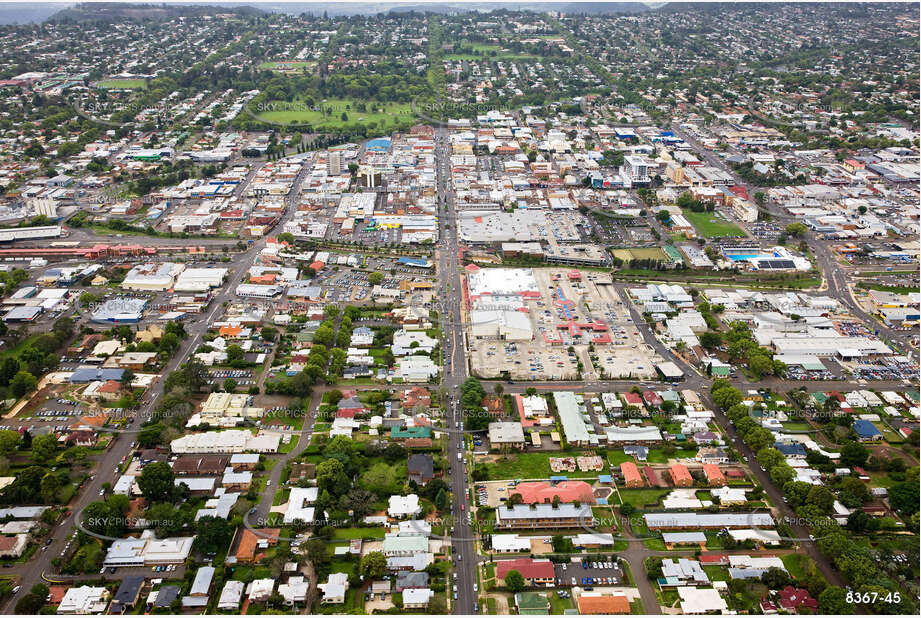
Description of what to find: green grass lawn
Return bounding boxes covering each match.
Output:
[781,421,812,432]
[645,448,699,463]
[606,450,635,466]
[681,210,746,238]
[781,553,808,580]
[278,435,299,454]
[331,527,386,540]
[486,451,601,480]
[703,564,731,582]
[548,592,573,614]
[251,96,413,131]
[0,333,43,361]
[618,488,671,509]
[877,425,904,444]
[96,79,147,89]
[258,60,316,71]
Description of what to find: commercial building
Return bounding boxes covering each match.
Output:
[122,262,185,291]
[174,268,228,292]
[488,421,527,448]
[553,391,591,446]
[57,586,110,614]
[103,531,195,567]
[170,430,280,454]
[495,503,589,529]
[645,512,774,531]
[496,558,555,587]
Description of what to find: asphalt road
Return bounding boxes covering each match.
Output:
[433,126,481,615]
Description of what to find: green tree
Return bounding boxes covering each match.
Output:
[138,461,175,503]
[0,430,21,456]
[840,442,869,468]
[368,271,385,285]
[504,570,526,592]
[223,378,238,392]
[818,587,854,614]
[30,434,59,465]
[15,593,44,614]
[226,344,245,363]
[193,516,234,555]
[785,222,807,237]
[359,551,388,579]
[9,370,38,398]
[699,331,723,349]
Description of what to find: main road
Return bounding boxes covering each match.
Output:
[433,126,481,614]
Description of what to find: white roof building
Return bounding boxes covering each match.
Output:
[553,391,591,444]
[391,329,438,356]
[318,572,349,604]
[57,586,110,614]
[283,487,318,524]
[402,588,434,607]
[278,576,309,604]
[467,267,538,299]
[103,531,195,567]
[174,268,228,292]
[388,494,421,518]
[677,587,728,614]
[217,580,244,610]
[122,262,185,291]
[170,430,280,454]
[396,356,439,382]
[470,309,533,341]
[491,534,534,553]
[246,578,275,602]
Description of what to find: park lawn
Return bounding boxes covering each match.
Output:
[681,210,746,237]
[252,96,413,131]
[97,79,147,89]
[619,488,671,509]
[548,592,574,614]
[331,527,387,540]
[781,421,812,432]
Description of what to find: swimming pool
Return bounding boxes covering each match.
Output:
[727,254,760,261]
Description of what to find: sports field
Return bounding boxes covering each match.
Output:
[611,247,671,263]
[96,79,146,89]
[682,210,746,238]
[445,42,538,61]
[258,60,316,72]
[249,97,414,130]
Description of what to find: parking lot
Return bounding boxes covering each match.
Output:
[554,559,625,588]
[468,269,659,380]
[207,369,254,386]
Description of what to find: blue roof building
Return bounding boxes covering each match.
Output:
[70,367,125,383]
[775,442,807,457]
[853,419,883,441]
